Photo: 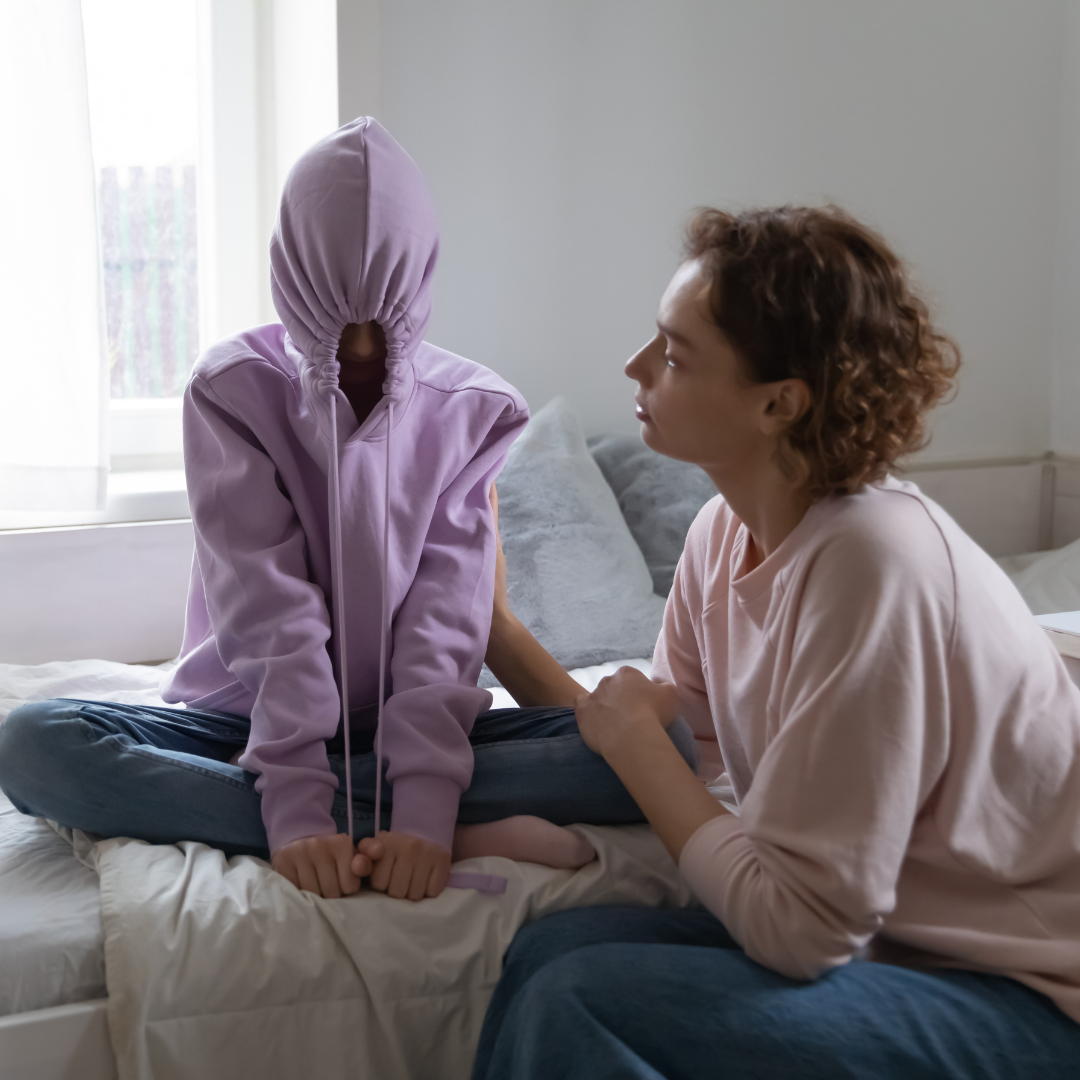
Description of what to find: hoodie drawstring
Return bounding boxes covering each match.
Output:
[329,395,354,840]
[328,380,506,896]
[327,393,391,842]
[373,399,392,834]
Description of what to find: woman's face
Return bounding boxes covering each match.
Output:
[625,260,781,478]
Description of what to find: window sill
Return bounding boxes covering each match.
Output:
[0,470,189,531]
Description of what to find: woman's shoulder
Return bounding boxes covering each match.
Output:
[677,495,741,582]
[684,493,737,546]
[814,478,955,564]
[791,480,962,615]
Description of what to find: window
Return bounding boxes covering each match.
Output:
[80,0,340,476]
[83,0,202,401]
[80,0,201,474]
[0,0,343,522]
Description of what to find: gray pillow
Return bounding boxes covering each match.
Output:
[483,399,666,685]
[589,434,717,596]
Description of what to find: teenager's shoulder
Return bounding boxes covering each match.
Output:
[411,343,528,415]
[190,324,292,386]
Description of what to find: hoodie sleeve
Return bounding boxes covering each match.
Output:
[184,371,342,854]
[381,396,529,851]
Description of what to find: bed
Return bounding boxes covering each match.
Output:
[2,398,1079,1080]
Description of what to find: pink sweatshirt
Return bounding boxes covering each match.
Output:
[656,477,1080,1021]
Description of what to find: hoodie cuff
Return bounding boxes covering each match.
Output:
[261,780,339,855]
[389,773,462,853]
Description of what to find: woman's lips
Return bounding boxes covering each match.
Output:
[635,405,651,422]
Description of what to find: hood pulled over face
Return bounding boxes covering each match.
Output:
[269,117,438,409]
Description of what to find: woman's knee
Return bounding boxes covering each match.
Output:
[507,906,617,965]
[489,944,777,1080]
[479,949,606,1080]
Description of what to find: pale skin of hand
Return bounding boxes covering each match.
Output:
[271,831,450,901]
[356,832,453,901]
[271,832,375,899]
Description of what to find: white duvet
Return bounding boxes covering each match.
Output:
[68,820,693,1080]
[1,655,694,1080]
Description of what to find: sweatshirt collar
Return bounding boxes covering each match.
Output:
[730,497,826,603]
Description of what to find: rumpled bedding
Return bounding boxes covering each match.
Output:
[0,789,104,1015]
[66,821,693,1080]
[0,655,694,1080]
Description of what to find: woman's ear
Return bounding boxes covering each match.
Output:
[761,379,811,433]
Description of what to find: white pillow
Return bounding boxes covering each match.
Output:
[1000,536,1080,615]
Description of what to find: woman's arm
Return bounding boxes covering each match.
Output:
[486,477,723,850]
[484,485,586,708]
[574,666,727,862]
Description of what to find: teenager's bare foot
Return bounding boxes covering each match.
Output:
[452,816,595,870]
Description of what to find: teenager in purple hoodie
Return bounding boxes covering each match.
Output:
[0,119,697,900]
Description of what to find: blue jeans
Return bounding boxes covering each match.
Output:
[0,699,698,856]
[472,906,1080,1079]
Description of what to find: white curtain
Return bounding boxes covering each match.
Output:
[0,0,108,512]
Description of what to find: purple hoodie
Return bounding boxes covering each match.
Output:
[161,118,528,855]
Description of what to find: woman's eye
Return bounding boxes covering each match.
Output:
[665,355,677,369]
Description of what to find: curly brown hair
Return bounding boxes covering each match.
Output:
[684,205,960,498]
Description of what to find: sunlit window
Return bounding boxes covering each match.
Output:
[82,0,200,399]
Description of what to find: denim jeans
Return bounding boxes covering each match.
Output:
[472,906,1080,1080]
[0,698,698,856]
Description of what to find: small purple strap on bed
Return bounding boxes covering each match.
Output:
[447,872,508,895]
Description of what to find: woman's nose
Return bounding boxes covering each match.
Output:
[625,338,657,384]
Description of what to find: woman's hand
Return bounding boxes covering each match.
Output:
[271,832,375,898]
[355,831,452,901]
[575,668,726,864]
[574,667,679,760]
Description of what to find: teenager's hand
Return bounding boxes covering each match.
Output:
[356,830,452,901]
[575,667,679,761]
[271,833,371,898]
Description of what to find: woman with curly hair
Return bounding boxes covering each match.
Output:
[473,206,1080,1078]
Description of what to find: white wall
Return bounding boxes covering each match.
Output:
[345,0,1070,459]
[1052,0,1080,457]
[0,521,193,665]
